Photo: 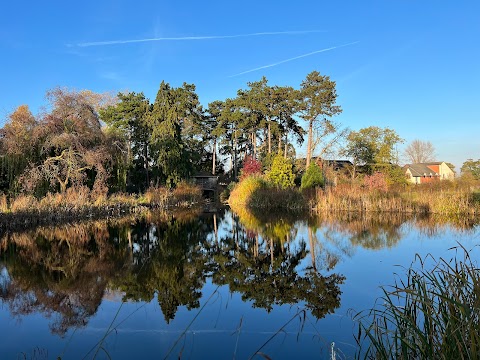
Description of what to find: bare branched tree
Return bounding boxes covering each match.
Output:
[404,139,436,164]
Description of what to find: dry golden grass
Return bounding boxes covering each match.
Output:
[0,193,8,213]
[314,184,480,215]
[10,194,39,212]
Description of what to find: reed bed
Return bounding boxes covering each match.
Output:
[354,245,480,360]
[314,184,480,215]
[0,183,204,231]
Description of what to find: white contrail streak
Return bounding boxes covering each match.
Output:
[74,30,325,47]
[229,41,359,77]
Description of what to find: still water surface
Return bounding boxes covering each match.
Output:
[0,208,479,359]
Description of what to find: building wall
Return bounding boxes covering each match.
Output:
[439,162,455,180]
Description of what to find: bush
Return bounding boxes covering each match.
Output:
[267,155,295,189]
[228,176,268,207]
[300,162,324,190]
[363,172,388,192]
[240,156,262,180]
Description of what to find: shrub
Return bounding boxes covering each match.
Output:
[220,182,236,203]
[228,176,268,207]
[240,155,262,180]
[248,187,306,210]
[363,172,388,192]
[267,155,295,189]
[300,162,324,190]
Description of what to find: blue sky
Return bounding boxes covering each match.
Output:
[1,0,478,169]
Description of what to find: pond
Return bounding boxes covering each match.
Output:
[0,208,479,359]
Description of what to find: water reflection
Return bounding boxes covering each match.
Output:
[0,221,130,336]
[1,208,478,340]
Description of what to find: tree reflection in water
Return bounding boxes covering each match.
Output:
[0,221,130,336]
[2,208,473,337]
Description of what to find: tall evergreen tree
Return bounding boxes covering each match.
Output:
[298,71,342,167]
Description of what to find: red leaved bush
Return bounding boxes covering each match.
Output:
[364,172,388,192]
[240,156,262,180]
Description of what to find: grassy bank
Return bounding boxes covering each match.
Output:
[0,183,203,230]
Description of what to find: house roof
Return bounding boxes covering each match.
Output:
[405,163,439,177]
[323,159,353,167]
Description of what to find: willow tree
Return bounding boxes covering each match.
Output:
[298,71,342,167]
[20,88,111,195]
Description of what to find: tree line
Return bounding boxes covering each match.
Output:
[1,70,477,198]
[0,71,346,196]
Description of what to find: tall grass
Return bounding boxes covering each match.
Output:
[1,182,203,217]
[354,245,480,359]
[314,184,480,215]
[229,175,307,210]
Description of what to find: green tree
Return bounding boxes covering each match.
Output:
[147,81,202,187]
[208,98,243,179]
[301,162,324,190]
[271,85,304,158]
[100,92,151,191]
[298,71,342,168]
[237,77,275,155]
[267,154,295,188]
[343,126,403,175]
[461,159,480,180]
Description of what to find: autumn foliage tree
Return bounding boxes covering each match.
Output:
[240,155,262,180]
[0,105,40,192]
[14,88,113,195]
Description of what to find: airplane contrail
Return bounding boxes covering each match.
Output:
[229,41,359,77]
[74,30,326,47]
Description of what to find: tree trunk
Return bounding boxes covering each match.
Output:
[308,227,316,272]
[268,120,271,154]
[212,138,216,175]
[144,143,149,188]
[306,119,313,168]
[234,129,238,180]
